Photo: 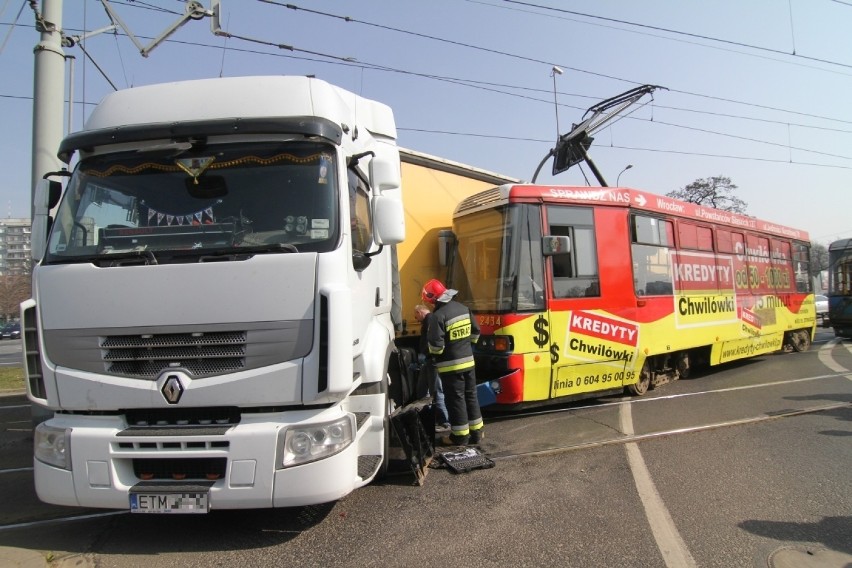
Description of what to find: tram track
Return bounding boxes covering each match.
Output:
[6,399,849,534]
[489,399,851,463]
[481,349,852,568]
[483,369,848,424]
[482,366,852,465]
[2,346,849,535]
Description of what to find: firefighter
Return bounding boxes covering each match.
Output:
[414,304,451,430]
[421,278,484,446]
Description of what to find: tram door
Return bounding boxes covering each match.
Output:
[543,206,612,399]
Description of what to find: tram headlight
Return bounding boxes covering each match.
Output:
[277,415,354,468]
[489,380,502,394]
[478,335,514,353]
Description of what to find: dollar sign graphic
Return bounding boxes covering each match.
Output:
[550,343,560,364]
[533,316,549,348]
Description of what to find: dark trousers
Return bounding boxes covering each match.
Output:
[440,369,483,437]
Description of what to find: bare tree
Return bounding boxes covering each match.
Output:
[810,242,829,273]
[0,275,31,321]
[667,176,747,213]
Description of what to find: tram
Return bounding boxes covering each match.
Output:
[827,238,852,338]
[447,185,816,408]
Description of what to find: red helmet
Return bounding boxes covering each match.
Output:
[421,279,447,304]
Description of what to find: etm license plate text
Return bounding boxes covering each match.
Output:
[130,492,209,514]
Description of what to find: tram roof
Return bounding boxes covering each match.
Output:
[455,184,809,242]
[828,238,852,251]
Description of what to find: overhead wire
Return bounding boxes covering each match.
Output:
[260,1,852,127]
[498,0,852,71]
[396,128,852,171]
[466,0,852,79]
[43,19,851,166]
[29,0,852,128]
[0,0,25,56]
[7,0,851,171]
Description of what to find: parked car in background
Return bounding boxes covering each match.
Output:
[0,322,20,340]
[815,294,828,326]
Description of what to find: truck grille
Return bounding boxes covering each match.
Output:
[102,331,246,378]
[132,457,228,481]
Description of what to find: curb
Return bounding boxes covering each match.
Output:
[0,545,49,568]
[0,547,97,568]
[0,389,27,399]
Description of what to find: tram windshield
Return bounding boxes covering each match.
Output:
[449,204,545,312]
[828,240,852,296]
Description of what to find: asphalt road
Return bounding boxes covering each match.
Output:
[0,338,22,368]
[1,329,850,568]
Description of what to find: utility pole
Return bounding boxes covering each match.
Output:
[29,1,216,221]
[31,0,66,219]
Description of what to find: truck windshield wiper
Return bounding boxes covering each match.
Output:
[102,249,158,266]
[238,243,299,254]
[46,244,298,266]
[205,243,299,256]
[154,242,300,262]
[46,249,158,266]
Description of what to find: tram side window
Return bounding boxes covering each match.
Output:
[678,222,713,251]
[746,234,772,294]
[792,242,812,293]
[716,229,741,254]
[631,215,674,296]
[831,249,852,295]
[546,206,599,298]
[768,239,794,293]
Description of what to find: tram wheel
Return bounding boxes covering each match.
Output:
[675,352,690,380]
[627,361,651,396]
[790,330,812,353]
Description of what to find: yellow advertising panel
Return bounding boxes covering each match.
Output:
[552,310,642,397]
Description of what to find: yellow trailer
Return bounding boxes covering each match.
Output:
[395,149,518,339]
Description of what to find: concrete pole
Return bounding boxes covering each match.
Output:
[31,0,65,219]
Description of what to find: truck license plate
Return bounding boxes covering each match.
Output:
[130,492,209,514]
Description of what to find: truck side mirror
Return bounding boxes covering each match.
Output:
[369,147,404,245]
[370,149,401,193]
[31,179,62,262]
[373,194,405,245]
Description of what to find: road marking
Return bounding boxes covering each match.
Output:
[818,338,852,377]
[0,511,125,532]
[0,467,33,475]
[620,401,697,568]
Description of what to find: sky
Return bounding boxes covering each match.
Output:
[1,0,851,246]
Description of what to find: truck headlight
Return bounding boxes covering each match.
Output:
[34,423,71,470]
[277,415,354,468]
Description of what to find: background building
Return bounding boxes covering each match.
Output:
[0,218,32,276]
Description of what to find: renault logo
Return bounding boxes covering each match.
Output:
[161,375,184,404]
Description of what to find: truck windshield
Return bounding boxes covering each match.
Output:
[45,141,338,263]
[449,203,545,312]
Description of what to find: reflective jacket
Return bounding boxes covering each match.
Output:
[427,300,480,375]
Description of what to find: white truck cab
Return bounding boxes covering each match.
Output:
[25,76,406,511]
